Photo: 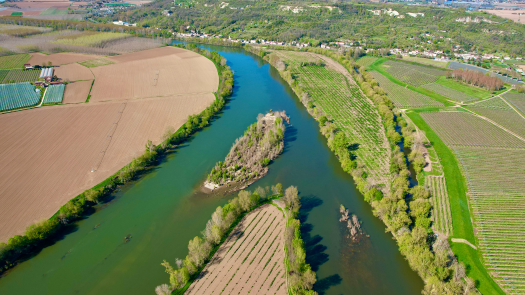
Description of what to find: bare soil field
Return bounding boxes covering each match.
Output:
[28,52,99,66]
[0,93,215,242]
[16,2,72,9]
[63,80,92,103]
[89,47,218,102]
[186,204,287,295]
[54,62,94,81]
[481,9,525,24]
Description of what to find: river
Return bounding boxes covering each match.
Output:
[0,44,423,295]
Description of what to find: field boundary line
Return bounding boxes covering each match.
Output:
[91,102,127,172]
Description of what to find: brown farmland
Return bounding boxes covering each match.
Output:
[481,9,525,24]
[63,80,92,103]
[186,204,287,295]
[89,47,218,102]
[0,47,218,242]
[28,52,99,66]
[55,63,94,81]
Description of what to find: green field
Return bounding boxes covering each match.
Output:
[422,83,478,103]
[39,8,69,15]
[43,84,65,104]
[402,56,450,68]
[54,32,129,47]
[435,76,498,100]
[370,71,443,108]
[2,69,40,84]
[275,51,391,185]
[0,82,40,112]
[382,60,446,87]
[355,56,378,68]
[0,54,32,69]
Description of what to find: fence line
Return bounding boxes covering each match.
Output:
[91,101,126,172]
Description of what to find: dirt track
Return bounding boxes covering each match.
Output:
[0,47,218,242]
[186,204,287,295]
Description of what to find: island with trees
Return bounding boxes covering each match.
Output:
[204,111,289,192]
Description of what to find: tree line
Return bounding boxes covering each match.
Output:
[249,44,478,294]
[446,69,505,92]
[0,45,234,275]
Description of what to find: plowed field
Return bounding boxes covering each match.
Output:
[63,80,92,103]
[186,204,287,295]
[89,47,218,102]
[54,63,94,81]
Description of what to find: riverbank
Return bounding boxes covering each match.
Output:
[0,44,233,275]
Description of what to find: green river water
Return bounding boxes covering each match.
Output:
[0,45,423,294]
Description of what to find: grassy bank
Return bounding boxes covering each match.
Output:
[0,44,233,275]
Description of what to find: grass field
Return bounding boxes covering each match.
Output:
[2,69,40,84]
[370,71,444,108]
[382,60,446,87]
[435,76,499,100]
[39,8,68,15]
[78,58,115,68]
[420,111,525,148]
[275,51,391,186]
[421,83,478,103]
[355,56,378,68]
[0,54,31,69]
[406,110,505,295]
[402,56,450,68]
[468,97,525,139]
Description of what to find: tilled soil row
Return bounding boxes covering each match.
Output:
[185,204,286,295]
[187,207,270,294]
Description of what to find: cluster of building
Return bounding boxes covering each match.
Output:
[112,20,137,26]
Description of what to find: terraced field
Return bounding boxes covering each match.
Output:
[370,71,443,108]
[43,84,65,104]
[468,97,525,139]
[186,204,286,295]
[426,176,453,235]
[274,51,391,186]
[420,111,525,148]
[422,83,478,103]
[0,82,40,112]
[452,146,525,293]
[2,69,40,83]
[383,60,446,87]
[503,92,525,114]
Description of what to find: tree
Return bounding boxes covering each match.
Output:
[275,183,283,195]
[254,186,266,199]
[284,186,300,213]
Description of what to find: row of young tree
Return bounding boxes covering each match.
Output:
[155,184,317,295]
[0,45,234,275]
[250,44,478,294]
[446,68,505,92]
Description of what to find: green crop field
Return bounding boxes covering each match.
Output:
[422,83,478,103]
[435,76,497,100]
[40,8,69,15]
[426,175,453,235]
[43,84,65,104]
[0,82,40,112]
[0,70,9,83]
[452,146,525,293]
[355,56,378,68]
[504,92,525,115]
[420,111,525,148]
[468,97,525,139]
[382,60,446,87]
[2,69,40,84]
[54,32,129,47]
[0,54,31,69]
[370,71,443,108]
[275,51,391,185]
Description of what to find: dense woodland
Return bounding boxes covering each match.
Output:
[206,112,287,188]
[101,0,525,56]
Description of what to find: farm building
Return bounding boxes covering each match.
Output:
[39,68,54,81]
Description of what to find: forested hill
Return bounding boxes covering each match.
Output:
[99,0,525,56]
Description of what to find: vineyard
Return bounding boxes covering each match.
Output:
[426,176,453,235]
[402,56,449,68]
[0,54,31,69]
[356,56,378,68]
[420,111,525,148]
[452,146,525,293]
[370,71,443,108]
[468,97,525,139]
[0,82,40,112]
[186,204,286,295]
[503,92,525,115]
[0,70,8,82]
[275,51,392,186]
[382,60,446,87]
[43,84,65,104]
[421,83,478,103]
[1,69,40,84]
[54,32,130,47]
